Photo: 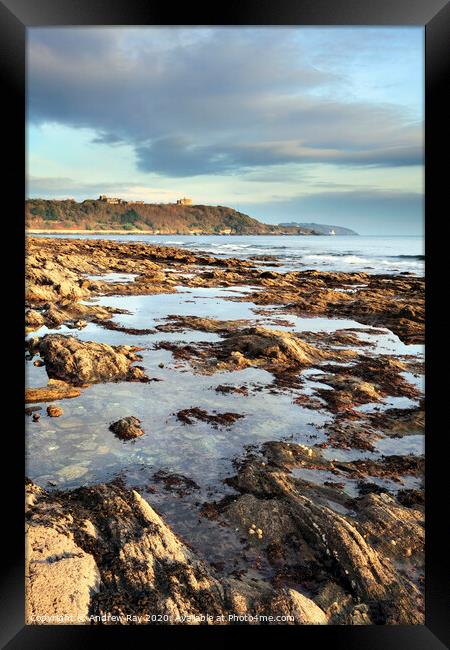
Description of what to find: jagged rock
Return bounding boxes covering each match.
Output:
[109,416,144,440]
[37,335,148,385]
[25,482,101,625]
[220,327,329,367]
[25,309,45,331]
[176,407,244,428]
[25,481,329,626]
[267,588,328,625]
[25,379,82,403]
[47,405,63,417]
[357,492,424,563]
[222,455,424,625]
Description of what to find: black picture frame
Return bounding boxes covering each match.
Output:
[1,0,448,647]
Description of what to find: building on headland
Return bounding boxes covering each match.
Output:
[98,195,129,205]
[176,197,193,206]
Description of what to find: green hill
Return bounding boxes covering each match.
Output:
[25,199,316,235]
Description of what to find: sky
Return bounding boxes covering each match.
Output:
[27,27,424,235]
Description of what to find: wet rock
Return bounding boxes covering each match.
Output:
[38,335,148,385]
[25,480,329,625]
[93,319,156,336]
[219,327,329,368]
[26,257,90,305]
[219,444,424,624]
[357,492,424,565]
[25,380,82,403]
[25,406,42,416]
[44,302,116,328]
[215,384,249,396]
[322,416,378,451]
[176,407,245,428]
[109,416,144,440]
[314,581,365,624]
[26,237,423,343]
[47,405,63,417]
[25,309,45,331]
[310,355,420,413]
[368,406,424,437]
[163,326,333,377]
[156,315,249,334]
[396,488,425,508]
[152,470,200,496]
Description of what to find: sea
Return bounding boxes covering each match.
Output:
[31,233,425,276]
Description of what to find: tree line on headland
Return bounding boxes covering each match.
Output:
[25,198,318,235]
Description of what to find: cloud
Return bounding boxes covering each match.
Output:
[26,176,173,201]
[28,28,423,177]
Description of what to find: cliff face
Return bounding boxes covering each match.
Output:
[26,199,315,235]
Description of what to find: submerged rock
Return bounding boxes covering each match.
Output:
[37,334,148,385]
[109,416,144,440]
[176,407,245,428]
[152,470,200,496]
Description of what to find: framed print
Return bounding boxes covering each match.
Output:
[1,0,448,647]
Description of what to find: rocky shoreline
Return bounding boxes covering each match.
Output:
[25,236,424,625]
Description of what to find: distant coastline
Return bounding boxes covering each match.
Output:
[26,228,317,236]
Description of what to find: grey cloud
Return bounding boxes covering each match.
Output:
[28,28,423,177]
[90,132,126,145]
[135,137,233,177]
[27,176,143,198]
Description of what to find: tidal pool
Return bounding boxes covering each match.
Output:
[25,277,424,574]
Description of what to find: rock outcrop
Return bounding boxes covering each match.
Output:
[25,481,330,625]
[220,443,424,625]
[25,379,82,403]
[36,335,148,385]
[109,416,145,440]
